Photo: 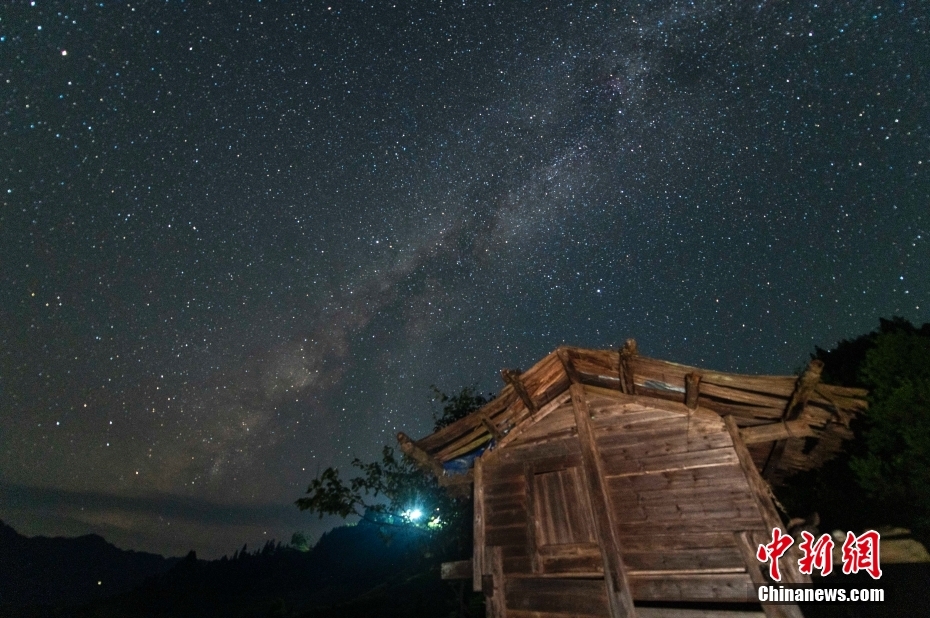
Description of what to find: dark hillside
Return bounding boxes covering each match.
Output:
[0,520,179,609]
[63,520,433,618]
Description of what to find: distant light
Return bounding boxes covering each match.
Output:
[408,509,423,521]
[97,581,102,585]
[61,50,67,56]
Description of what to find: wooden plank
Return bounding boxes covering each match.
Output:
[514,403,577,444]
[397,432,445,477]
[487,523,529,547]
[635,356,797,397]
[607,464,746,495]
[618,518,768,536]
[620,480,753,505]
[417,386,515,453]
[442,559,473,580]
[505,577,610,616]
[741,420,817,445]
[723,415,810,586]
[488,546,508,618]
[602,447,740,478]
[636,608,765,618]
[503,369,539,416]
[542,552,604,574]
[597,428,735,463]
[622,547,744,572]
[492,392,573,454]
[735,532,805,618]
[627,571,754,602]
[487,506,528,528]
[697,381,790,409]
[474,456,486,591]
[611,497,763,524]
[497,436,582,464]
[524,463,541,574]
[620,532,737,553]
[571,383,637,618]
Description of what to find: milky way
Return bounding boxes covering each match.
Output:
[1,1,927,557]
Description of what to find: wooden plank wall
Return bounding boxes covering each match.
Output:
[477,387,806,614]
[585,389,764,603]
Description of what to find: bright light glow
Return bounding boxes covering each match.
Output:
[408,508,423,521]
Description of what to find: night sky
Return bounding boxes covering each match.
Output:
[1,0,927,559]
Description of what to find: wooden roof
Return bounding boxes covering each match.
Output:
[399,340,868,486]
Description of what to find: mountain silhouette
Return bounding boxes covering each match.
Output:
[0,520,179,609]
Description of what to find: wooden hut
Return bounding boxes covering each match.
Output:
[397,342,868,618]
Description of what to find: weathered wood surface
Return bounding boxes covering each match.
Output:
[685,372,702,409]
[505,577,610,617]
[724,416,810,586]
[533,466,598,546]
[487,546,508,618]
[524,463,541,573]
[627,571,754,602]
[735,532,806,618]
[636,609,765,618]
[741,420,817,445]
[474,457,486,591]
[763,361,823,480]
[503,369,539,417]
[571,384,637,618]
[407,344,866,483]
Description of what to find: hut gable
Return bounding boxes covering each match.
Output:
[400,342,868,618]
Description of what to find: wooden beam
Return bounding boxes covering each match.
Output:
[735,532,805,618]
[571,383,637,618]
[501,369,538,416]
[487,546,508,618]
[619,339,638,395]
[524,463,542,573]
[397,432,444,478]
[442,559,474,580]
[685,372,701,410]
[473,457,486,592]
[786,360,825,420]
[479,411,504,442]
[724,416,810,585]
[741,420,817,445]
[763,360,823,479]
[556,347,584,384]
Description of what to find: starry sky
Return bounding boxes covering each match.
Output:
[1,0,927,559]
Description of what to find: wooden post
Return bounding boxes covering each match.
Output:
[735,532,805,618]
[619,339,638,395]
[479,412,504,442]
[685,372,701,410]
[501,369,538,416]
[571,384,637,618]
[486,546,507,618]
[763,360,824,478]
[556,347,584,384]
[473,457,486,592]
[397,432,445,478]
[524,463,542,573]
[724,416,810,585]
